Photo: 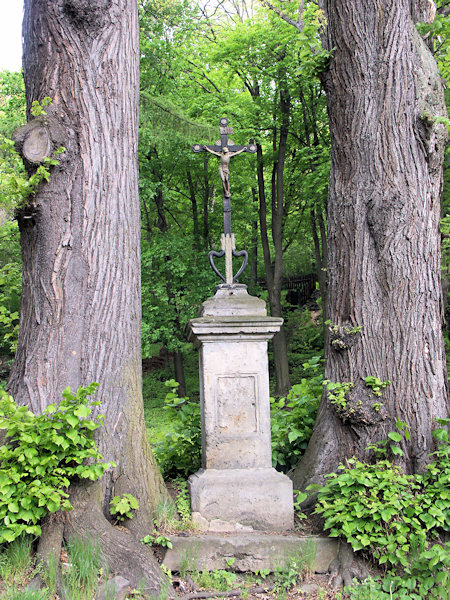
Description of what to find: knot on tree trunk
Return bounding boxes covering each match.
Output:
[63,0,113,31]
[327,321,361,352]
[13,110,67,174]
[328,380,387,425]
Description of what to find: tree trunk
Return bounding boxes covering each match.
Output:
[310,205,328,329]
[173,351,186,398]
[293,0,448,493]
[9,0,167,593]
[250,187,258,291]
[187,169,200,249]
[148,146,168,233]
[271,83,291,396]
[203,155,211,249]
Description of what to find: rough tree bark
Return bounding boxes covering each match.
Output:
[9,0,168,593]
[293,0,448,491]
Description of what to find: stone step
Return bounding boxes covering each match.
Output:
[162,534,339,574]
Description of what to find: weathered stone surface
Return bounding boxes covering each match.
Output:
[189,468,294,531]
[187,284,293,531]
[188,314,282,471]
[200,284,266,317]
[162,534,339,574]
[192,512,255,532]
[95,576,130,600]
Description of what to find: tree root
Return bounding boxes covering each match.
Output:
[328,542,369,589]
[36,512,65,567]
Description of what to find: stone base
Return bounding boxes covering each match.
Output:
[162,534,339,574]
[188,468,294,531]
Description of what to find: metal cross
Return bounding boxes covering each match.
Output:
[193,118,256,284]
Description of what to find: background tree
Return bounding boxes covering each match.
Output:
[293,0,449,492]
[8,0,167,592]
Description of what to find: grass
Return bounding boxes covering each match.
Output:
[0,535,33,586]
[0,535,103,600]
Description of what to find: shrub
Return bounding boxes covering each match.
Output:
[313,418,450,598]
[152,380,201,478]
[0,384,113,543]
[270,356,322,471]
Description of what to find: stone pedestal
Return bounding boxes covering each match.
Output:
[187,284,294,531]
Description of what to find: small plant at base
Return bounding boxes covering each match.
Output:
[293,490,308,521]
[173,477,192,525]
[274,555,307,591]
[314,418,450,598]
[109,493,139,522]
[141,530,173,549]
[254,567,270,582]
[161,564,172,583]
[193,568,237,591]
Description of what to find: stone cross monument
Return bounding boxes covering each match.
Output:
[188,119,293,531]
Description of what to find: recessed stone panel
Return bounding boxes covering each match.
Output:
[216,375,258,434]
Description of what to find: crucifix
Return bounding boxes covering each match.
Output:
[193,118,256,284]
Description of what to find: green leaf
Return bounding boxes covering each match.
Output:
[74,404,91,419]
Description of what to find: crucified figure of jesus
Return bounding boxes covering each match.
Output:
[203,145,247,197]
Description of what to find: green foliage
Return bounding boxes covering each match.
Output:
[0,97,64,211]
[366,420,411,460]
[109,493,139,522]
[152,380,201,478]
[1,590,49,600]
[293,490,308,522]
[417,419,450,533]
[173,477,192,525]
[0,256,21,355]
[324,380,354,412]
[270,356,323,470]
[274,549,314,592]
[192,569,237,592]
[30,98,52,118]
[314,458,424,566]
[313,419,450,598]
[364,376,390,397]
[141,231,215,357]
[0,137,65,210]
[141,531,173,549]
[0,384,112,543]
